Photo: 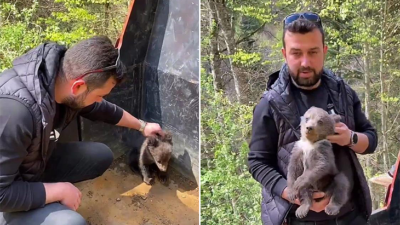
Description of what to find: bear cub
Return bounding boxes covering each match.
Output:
[128,131,173,185]
[287,106,350,218]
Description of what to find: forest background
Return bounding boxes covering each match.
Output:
[201,0,400,224]
[0,0,127,72]
[1,0,399,224]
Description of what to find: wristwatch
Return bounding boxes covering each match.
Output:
[138,119,147,133]
[348,131,358,147]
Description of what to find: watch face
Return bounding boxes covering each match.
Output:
[353,132,358,144]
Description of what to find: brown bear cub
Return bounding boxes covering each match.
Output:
[287,106,350,218]
[128,131,173,185]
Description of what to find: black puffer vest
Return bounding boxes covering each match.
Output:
[0,43,78,181]
[259,64,372,225]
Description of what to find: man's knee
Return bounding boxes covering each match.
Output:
[0,203,87,225]
[93,142,114,173]
[45,210,87,225]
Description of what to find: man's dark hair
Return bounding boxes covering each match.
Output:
[61,36,120,90]
[282,19,325,48]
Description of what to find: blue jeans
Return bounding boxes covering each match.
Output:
[0,142,114,225]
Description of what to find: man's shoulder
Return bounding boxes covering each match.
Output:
[0,97,35,139]
[0,97,34,122]
[256,69,287,109]
[322,68,358,92]
[254,92,274,115]
[258,89,277,105]
[261,70,281,97]
[267,70,281,89]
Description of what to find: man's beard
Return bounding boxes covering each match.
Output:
[289,66,323,87]
[62,91,88,109]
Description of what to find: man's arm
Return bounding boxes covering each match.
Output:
[116,110,145,131]
[79,100,142,130]
[79,99,124,125]
[350,89,378,154]
[248,98,287,197]
[79,99,164,136]
[0,98,46,212]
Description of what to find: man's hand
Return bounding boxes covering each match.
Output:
[282,187,330,212]
[143,122,165,137]
[327,122,351,146]
[59,182,82,211]
[60,182,82,211]
[44,182,82,211]
[61,182,82,211]
[282,187,325,204]
[309,196,331,213]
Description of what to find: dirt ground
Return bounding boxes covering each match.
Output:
[75,154,199,225]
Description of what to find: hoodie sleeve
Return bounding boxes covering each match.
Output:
[248,97,287,197]
[79,99,124,125]
[0,98,46,212]
[351,89,378,154]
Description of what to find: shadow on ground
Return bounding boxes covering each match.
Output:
[75,154,199,225]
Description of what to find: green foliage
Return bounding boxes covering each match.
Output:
[233,4,273,22]
[0,1,43,71]
[40,6,97,46]
[381,93,399,103]
[203,0,400,216]
[0,22,43,71]
[225,0,275,63]
[0,0,126,73]
[201,68,261,224]
[229,49,262,66]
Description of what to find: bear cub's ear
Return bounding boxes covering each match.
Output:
[148,136,159,147]
[163,131,172,142]
[330,114,341,123]
[156,131,172,144]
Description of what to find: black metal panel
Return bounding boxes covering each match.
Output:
[141,0,199,183]
[58,0,199,184]
[79,0,160,159]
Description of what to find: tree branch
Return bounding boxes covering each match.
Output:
[218,21,268,54]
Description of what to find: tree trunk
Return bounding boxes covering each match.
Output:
[379,0,389,172]
[212,0,244,103]
[104,2,110,34]
[207,0,223,92]
[363,43,371,120]
[363,42,372,174]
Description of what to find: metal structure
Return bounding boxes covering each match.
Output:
[59,0,199,184]
[368,150,400,224]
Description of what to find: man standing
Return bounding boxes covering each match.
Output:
[248,12,378,225]
[0,36,164,224]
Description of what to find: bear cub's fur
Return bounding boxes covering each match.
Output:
[287,106,350,219]
[128,131,173,185]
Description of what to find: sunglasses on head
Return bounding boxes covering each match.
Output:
[75,48,138,81]
[283,12,322,29]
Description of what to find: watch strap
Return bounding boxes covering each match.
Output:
[348,130,355,147]
[138,119,147,133]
